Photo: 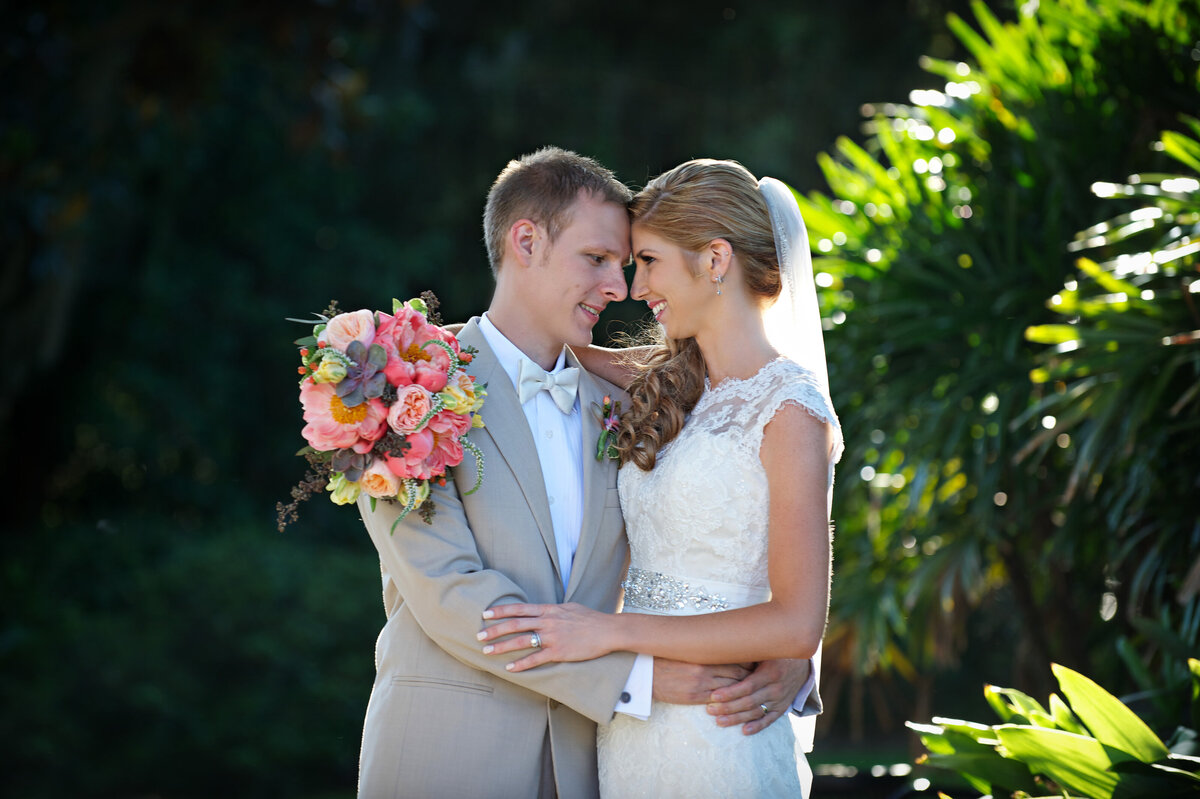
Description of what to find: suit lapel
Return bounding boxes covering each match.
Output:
[458,319,563,590]
[565,346,614,601]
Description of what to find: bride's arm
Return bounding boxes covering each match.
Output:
[480,404,833,667]
[573,344,653,390]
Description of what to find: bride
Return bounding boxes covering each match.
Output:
[478,159,842,797]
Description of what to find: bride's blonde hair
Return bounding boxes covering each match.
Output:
[616,159,783,471]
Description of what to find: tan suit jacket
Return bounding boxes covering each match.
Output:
[356,317,634,798]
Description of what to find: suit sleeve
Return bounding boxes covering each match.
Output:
[357,478,636,726]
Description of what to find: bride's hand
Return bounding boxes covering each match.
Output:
[478,602,616,672]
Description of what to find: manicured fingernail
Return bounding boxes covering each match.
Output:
[483,645,494,654]
[482,610,494,619]
[505,663,514,671]
[476,631,487,640]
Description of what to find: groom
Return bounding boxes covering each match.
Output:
[355,147,815,798]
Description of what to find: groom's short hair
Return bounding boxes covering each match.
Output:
[484,146,632,275]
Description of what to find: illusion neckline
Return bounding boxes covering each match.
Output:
[702,355,789,395]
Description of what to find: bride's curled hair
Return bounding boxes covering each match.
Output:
[616,159,783,471]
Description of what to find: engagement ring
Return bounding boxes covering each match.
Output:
[759,703,769,717]
[529,632,542,649]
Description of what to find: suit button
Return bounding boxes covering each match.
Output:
[619,692,631,704]
[549,700,561,710]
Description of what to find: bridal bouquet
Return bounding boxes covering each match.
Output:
[278,293,486,531]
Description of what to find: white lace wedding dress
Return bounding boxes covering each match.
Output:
[597,357,837,798]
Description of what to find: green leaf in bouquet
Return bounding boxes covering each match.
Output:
[1053,663,1171,763]
[294,446,332,462]
[293,334,319,348]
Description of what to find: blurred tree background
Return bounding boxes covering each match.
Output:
[4,0,1197,796]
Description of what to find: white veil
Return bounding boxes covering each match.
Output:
[758,176,840,757]
[758,176,843,464]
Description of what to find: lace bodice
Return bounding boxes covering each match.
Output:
[600,357,833,797]
[617,357,840,593]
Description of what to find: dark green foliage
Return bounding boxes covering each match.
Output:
[2,518,379,797]
[798,0,1200,720]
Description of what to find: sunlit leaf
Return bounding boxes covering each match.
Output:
[994,725,1120,798]
[1053,663,1171,762]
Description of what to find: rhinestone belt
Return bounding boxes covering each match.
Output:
[622,567,731,613]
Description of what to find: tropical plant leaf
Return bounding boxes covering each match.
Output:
[920,750,1040,795]
[985,684,1049,723]
[995,725,1120,798]
[1053,663,1171,762]
[1049,692,1087,735]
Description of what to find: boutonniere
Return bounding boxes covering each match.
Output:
[591,395,622,461]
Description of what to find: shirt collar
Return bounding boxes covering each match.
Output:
[479,313,569,391]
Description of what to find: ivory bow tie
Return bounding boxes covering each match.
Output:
[517,358,580,414]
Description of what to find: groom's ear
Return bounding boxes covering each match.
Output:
[509,219,540,268]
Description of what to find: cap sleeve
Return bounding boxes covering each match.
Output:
[751,361,843,464]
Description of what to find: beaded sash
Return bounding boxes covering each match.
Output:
[621,567,770,616]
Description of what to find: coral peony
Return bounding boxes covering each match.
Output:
[300,381,388,452]
[384,427,435,480]
[376,306,456,392]
[419,410,469,475]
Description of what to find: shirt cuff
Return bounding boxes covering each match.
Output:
[790,659,818,716]
[614,653,654,719]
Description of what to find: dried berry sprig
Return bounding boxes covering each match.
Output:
[276,451,332,532]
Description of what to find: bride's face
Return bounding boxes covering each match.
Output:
[629,224,713,339]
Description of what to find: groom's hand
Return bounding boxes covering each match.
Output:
[706,658,811,736]
[651,659,752,704]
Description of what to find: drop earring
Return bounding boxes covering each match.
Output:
[714,275,723,296]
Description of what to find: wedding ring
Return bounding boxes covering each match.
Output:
[530,632,542,649]
[759,703,770,717]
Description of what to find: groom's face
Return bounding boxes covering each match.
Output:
[526,192,630,350]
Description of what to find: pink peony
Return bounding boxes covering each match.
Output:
[322,309,377,352]
[418,410,469,475]
[429,408,472,439]
[300,381,388,452]
[385,428,435,480]
[375,306,456,392]
[387,384,434,435]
